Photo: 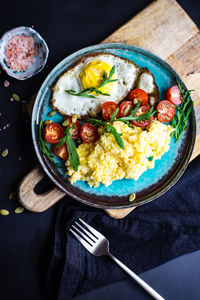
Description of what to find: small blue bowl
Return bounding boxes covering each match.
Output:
[0,26,49,80]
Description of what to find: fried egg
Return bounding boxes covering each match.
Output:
[51,53,140,116]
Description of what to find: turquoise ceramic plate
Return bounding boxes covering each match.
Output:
[32,43,196,209]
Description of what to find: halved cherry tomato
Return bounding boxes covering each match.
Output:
[132,105,152,127]
[157,100,175,123]
[166,85,182,105]
[80,122,99,143]
[53,144,68,160]
[102,102,119,120]
[119,101,134,117]
[64,117,82,139]
[128,89,148,106]
[44,123,64,144]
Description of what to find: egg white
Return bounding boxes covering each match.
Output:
[137,72,154,94]
[51,53,140,116]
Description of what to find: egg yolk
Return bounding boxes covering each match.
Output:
[80,61,115,95]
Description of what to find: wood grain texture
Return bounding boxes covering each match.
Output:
[21,0,200,218]
[106,207,136,219]
[102,0,199,59]
[19,166,65,212]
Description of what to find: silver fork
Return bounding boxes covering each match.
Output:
[70,218,165,300]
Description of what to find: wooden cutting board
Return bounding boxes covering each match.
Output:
[19,0,200,218]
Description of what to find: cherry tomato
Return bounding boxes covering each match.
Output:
[53,144,68,160]
[44,123,64,144]
[65,117,82,139]
[157,100,175,123]
[128,89,148,106]
[119,101,134,117]
[80,123,99,143]
[132,105,152,127]
[102,102,119,120]
[166,85,182,105]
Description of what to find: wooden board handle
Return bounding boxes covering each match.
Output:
[18,165,65,212]
[106,207,136,219]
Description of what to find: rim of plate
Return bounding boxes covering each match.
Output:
[31,43,196,209]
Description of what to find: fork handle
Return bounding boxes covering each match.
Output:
[108,253,165,300]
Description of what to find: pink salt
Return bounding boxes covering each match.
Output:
[5,34,38,72]
[4,80,10,87]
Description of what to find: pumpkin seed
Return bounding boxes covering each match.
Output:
[9,191,16,200]
[72,114,80,123]
[124,106,131,116]
[129,192,136,202]
[44,119,52,125]
[89,110,97,117]
[98,126,105,135]
[12,93,20,101]
[0,209,9,216]
[65,160,70,167]
[62,120,69,127]
[1,148,8,157]
[48,111,56,117]
[14,207,24,214]
[133,99,138,105]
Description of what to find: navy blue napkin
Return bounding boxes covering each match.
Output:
[47,155,200,300]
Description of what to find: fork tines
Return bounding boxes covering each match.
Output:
[70,218,100,251]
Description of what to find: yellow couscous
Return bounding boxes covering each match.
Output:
[66,120,174,187]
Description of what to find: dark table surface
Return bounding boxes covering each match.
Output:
[0,1,200,299]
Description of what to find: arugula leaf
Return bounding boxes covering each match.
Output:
[86,119,105,127]
[185,102,193,120]
[38,120,62,168]
[56,136,66,148]
[98,66,118,89]
[108,103,156,124]
[87,118,124,149]
[65,65,118,98]
[66,128,79,172]
[147,156,153,161]
[110,107,119,122]
[57,127,79,171]
[106,125,124,149]
[65,89,96,99]
[170,81,194,142]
